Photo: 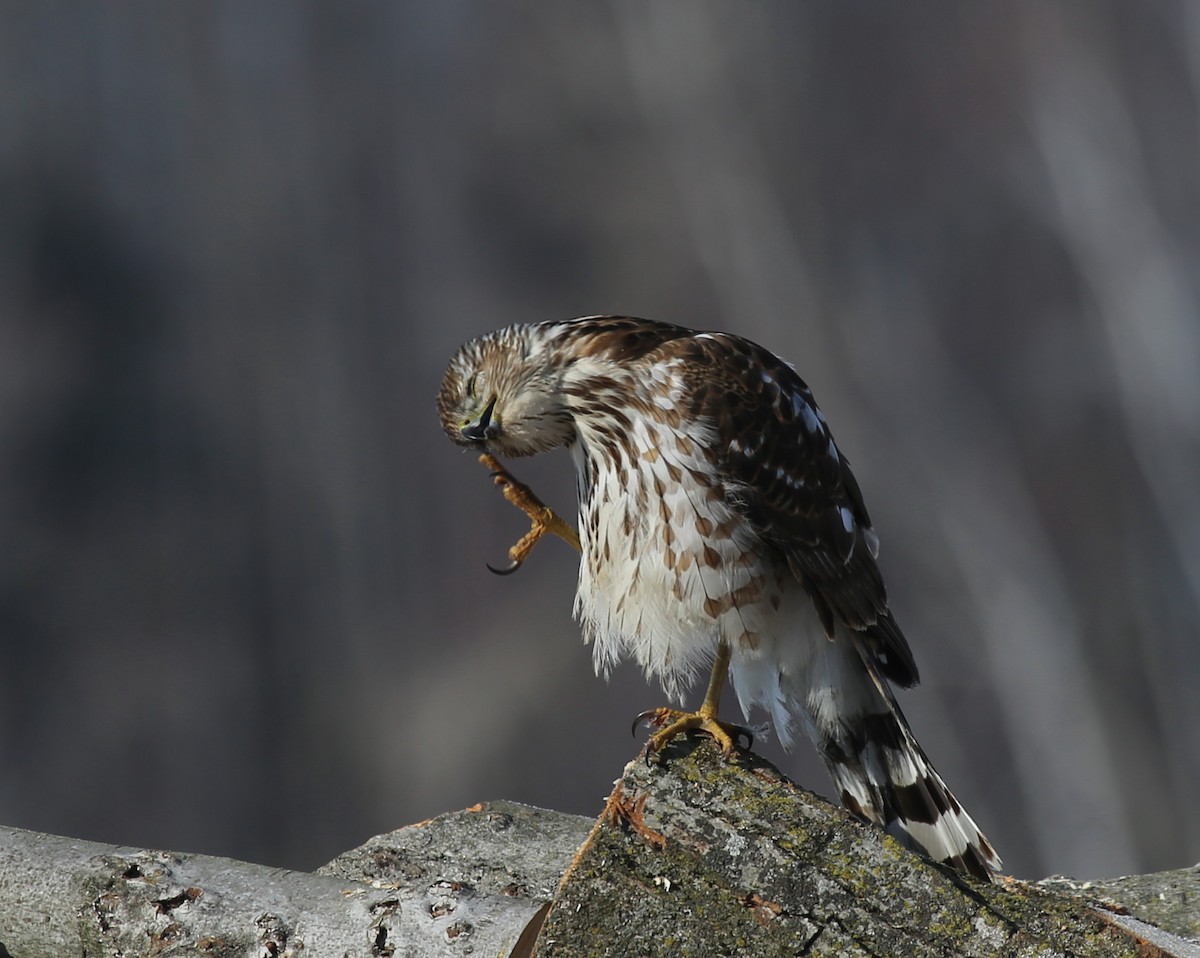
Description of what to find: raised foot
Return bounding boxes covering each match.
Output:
[634,706,754,760]
[479,453,580,574]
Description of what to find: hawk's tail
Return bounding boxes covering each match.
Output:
[741,636,1001,880]
[821,678,1001,880]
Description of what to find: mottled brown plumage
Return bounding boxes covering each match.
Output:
[438,316,999,879]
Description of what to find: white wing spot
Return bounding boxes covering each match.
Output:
[800,402,821,434]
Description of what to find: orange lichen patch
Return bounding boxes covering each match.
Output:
[738,892,786,927]
[602,783,667,851]
[465,803,485,813]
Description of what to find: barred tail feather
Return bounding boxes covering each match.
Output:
[818,644,1001,881]
[824,705,1001,880]
[734,630,1001,881]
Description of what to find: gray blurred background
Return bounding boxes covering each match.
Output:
[1,2,1198,882]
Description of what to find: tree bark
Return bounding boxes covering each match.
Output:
[537,739,1200,957]
[0,803,590,958]
[1,740,1196,957]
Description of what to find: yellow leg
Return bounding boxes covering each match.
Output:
[636,641,752,758]
[479,453,580,574]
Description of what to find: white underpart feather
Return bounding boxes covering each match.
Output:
[566,357,764,701]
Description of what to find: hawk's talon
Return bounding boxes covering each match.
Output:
[476,454,582,572]
[634,705,753,760]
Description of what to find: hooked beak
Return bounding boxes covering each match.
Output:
[461,397,499,442]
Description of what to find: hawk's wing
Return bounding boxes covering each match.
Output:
[679,332,919,687]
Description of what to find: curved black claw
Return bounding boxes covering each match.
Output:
[631,708,663,737]
[486,559,523,576]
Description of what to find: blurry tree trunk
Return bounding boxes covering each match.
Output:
[1,741,1196,957]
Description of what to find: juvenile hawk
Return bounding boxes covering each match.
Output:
[437,316,1000,879]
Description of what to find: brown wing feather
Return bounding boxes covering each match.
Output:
[673,331,919,687]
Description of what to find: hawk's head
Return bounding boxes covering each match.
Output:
[438,324,577,458]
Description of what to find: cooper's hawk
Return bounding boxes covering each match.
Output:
[437,315,1000,880]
